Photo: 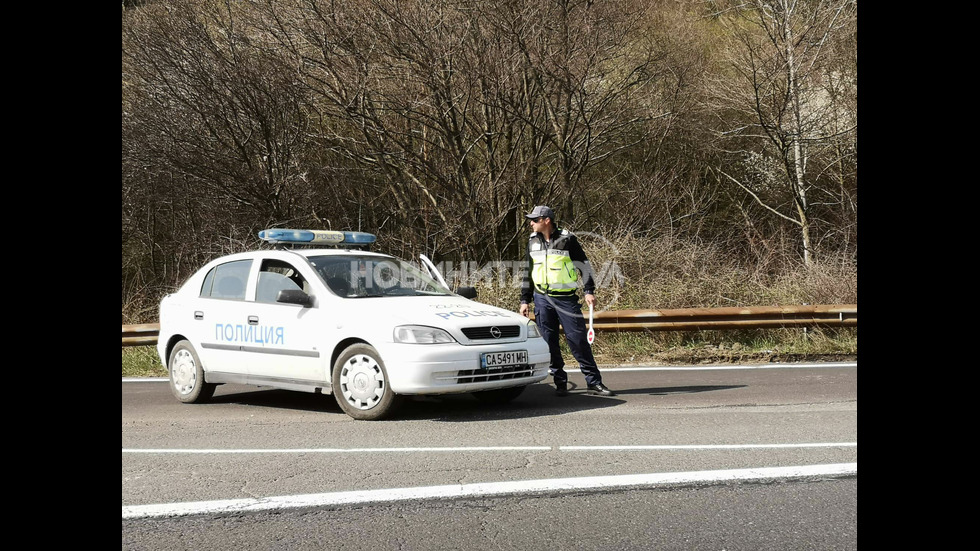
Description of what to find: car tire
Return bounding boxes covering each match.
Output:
[168,340,216,404]
[471,385,527,404]
[332,344,402,420]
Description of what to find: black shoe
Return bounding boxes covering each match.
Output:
[555,382,569,397]
[587,383,616,396]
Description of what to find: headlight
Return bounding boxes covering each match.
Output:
[527,321,541,338]
[393,325,455,344]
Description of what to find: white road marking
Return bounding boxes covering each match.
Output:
[122,442,856,454]
[122,462,857,520]
[563,442,857,450]
[604,362,856,371]
[122,446,553,454]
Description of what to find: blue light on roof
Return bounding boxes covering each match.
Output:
[258,229,377,245]
[341,232,377,244]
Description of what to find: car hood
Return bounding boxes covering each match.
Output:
[343,295,525,330]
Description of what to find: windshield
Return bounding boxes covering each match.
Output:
[307,254,452,298]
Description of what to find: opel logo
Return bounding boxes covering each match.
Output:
[490,326,502,339]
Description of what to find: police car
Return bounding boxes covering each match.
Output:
[156,229,550,420]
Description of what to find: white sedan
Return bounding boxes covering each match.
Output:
[156,229,551,420]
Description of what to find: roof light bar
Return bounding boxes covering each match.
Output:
[258,229,377,245]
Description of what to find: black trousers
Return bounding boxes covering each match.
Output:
[532,292,602,387]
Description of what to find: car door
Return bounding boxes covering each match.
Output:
[244,258,329,387]
[192,258,256,380]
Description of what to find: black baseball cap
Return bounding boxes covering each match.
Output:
[525,205,555,219]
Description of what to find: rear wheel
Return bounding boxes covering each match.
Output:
[471,385,527,404]
[168,340,216,404]
[332,344,401,420]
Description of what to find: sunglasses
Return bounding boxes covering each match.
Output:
[530,217,544,223]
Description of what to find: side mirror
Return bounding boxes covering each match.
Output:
[277,289,314,307]
[456,286,477,299]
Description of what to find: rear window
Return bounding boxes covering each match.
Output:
[200,259,252,300]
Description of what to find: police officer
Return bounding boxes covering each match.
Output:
[519,205,616,397]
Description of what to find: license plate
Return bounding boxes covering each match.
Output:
[481,350,528,368]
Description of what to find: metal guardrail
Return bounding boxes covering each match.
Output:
[123,304,856,347]
[122,323,161,347]
[588,304,857,332]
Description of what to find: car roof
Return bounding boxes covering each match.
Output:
[191,248,395,274]
[284,247,391,259]
[210,247,392,261]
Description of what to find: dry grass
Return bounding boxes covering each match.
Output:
[460,232,857,366]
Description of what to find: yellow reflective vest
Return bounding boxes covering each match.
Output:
[524,228,594,298]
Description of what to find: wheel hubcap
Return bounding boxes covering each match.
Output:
[171,349,197,395]
[339,354,385,410]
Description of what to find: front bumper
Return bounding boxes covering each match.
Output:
[377,339,551,395]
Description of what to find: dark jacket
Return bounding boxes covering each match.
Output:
[520,227,596,304]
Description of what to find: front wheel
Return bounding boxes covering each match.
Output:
[471,385,527,404]
[168,340,216,404]
[332,344,402,420]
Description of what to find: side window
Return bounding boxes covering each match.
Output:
[201,259,252,300]
[256,259,309,303]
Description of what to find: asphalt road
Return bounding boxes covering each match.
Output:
[122,362,857,550]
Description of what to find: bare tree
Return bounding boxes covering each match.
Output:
[250,0,673,261]
[121,0,857,323]
[123,0,314,225]
[703,0,857,266]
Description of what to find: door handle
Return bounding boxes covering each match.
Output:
[194,311,204,320]
[248,315,259,325]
